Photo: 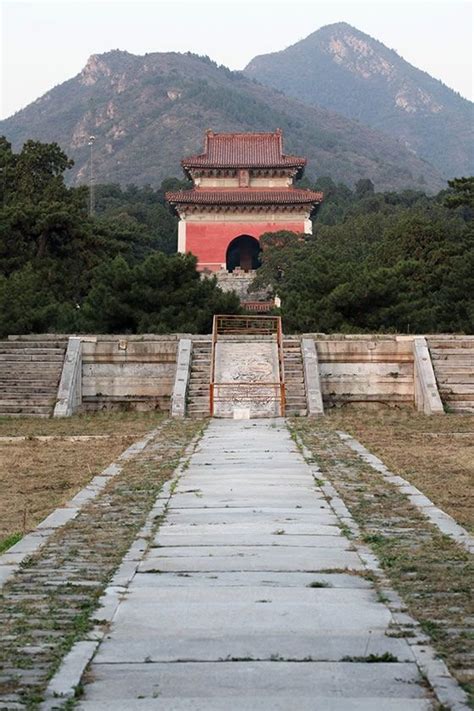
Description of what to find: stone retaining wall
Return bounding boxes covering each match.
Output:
[8,333,471,415]
[80,336,181,412]
[309,335,415,408]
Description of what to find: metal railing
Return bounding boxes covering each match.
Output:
[209,315,286,416]
[241,301,274,313]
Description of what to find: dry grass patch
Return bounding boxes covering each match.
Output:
[291,419,474,704]
[0,412,165,546]
[0,417,205,707]
[0,410,164,437]
[324,410,474,531]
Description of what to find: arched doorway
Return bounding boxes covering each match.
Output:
[226,235,260,273]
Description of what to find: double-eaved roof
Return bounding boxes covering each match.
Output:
[167,129,323,213]
[181,129,306,171]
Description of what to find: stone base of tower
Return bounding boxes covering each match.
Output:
[213,270,275,312]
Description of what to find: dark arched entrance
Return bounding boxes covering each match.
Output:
[226,235,260,273]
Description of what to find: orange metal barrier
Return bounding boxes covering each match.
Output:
[209,315,286,417]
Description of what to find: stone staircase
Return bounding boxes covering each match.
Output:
[0,338,67,417]
[283,338,308,416]
[187,340,212,418]
[428,337,474,413]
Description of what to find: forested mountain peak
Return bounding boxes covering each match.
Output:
[0,49,444,193]
[245,23,473,178]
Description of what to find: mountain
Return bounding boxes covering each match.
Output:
[0,49,444,192]
[245,22,473,179]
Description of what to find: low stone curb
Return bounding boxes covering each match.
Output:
[294,433,470,711]
[338,431,474,555]
[40,429,204,710]
[0,427,161,589]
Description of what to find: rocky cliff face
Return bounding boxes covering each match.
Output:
[245,23,473,178]
[0,48,445,192]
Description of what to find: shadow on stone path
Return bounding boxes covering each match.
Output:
[78,419,434,710]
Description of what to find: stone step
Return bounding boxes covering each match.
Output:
[0,403,53,415]
[0,369,61,376]
[0,377,59,384]
[439,392,474,401]
[431,351,474,359]
[439,383,474,393]
[429,339,474,349]
[433,363,474,371]
[0,354,64,363]
[437,373,474,383]
[0,376,60,385]
[0,388,57,396]
[0,346,65,355]
[1,339,67,348]
[446,402,474,412]
[0,399,56,408]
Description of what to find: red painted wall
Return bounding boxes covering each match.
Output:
[186,221,307,271]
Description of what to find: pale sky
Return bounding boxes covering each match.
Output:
[0,0,472,120]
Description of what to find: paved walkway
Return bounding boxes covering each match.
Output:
[79,419,433,710]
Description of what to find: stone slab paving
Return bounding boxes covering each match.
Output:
[77,419,441,709]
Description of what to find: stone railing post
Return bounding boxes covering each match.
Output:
[54,337,82,417]
[171,339,192,417]
[413,336,444,415]
[301,338,324,415]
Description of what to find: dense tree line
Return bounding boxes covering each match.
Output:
[0,137,472,337]
[254,177,474,333]
[0,139,238,337]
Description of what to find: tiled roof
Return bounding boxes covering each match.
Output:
[182,130,306,170]
[166,189,323,206]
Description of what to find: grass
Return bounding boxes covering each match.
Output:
[341,653,399,663]
[0,416,205,706]
[0,412,164,544]
[307,580,332,588]
[0,532,22,553]
[0,410,164,438]
[291,416,474,704]
[324,410,474,531]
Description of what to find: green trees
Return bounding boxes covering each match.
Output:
[444,177,474,212]
[255,194,474,334]
[81,253,239,334]
[1,136,472,337]
[0,139,239,337]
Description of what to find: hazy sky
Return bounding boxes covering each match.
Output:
[1,0,472,120]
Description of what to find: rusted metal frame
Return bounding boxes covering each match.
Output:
[276,317,286,417]
[213,383,282,403]
[209,315,218,416]
[214,381,282,386]
[209,314,286,415]
[213,314,279,336]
